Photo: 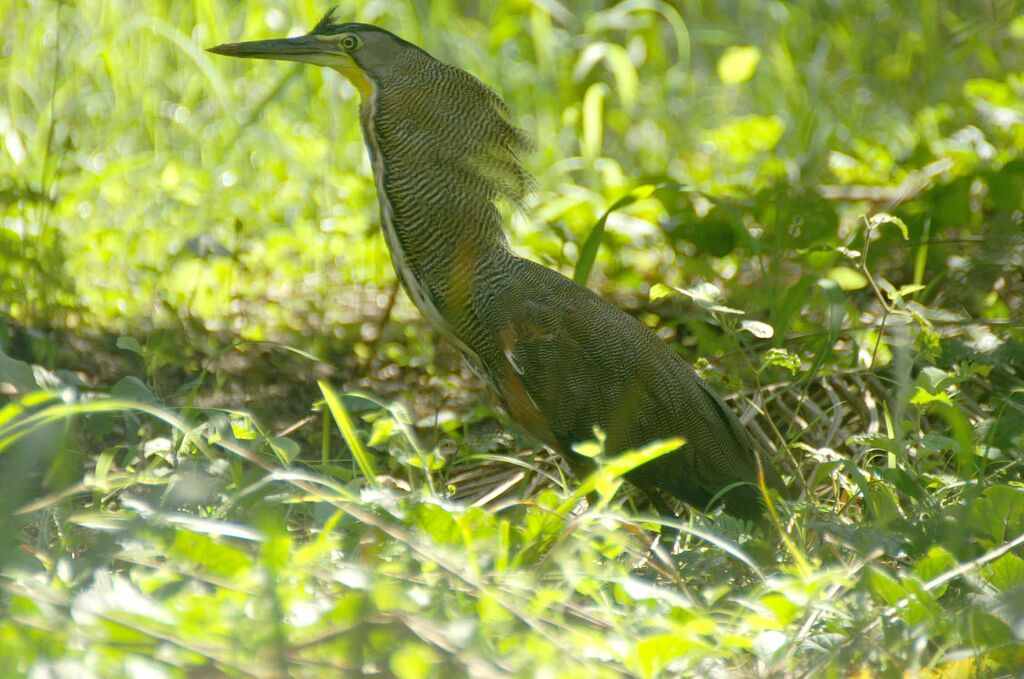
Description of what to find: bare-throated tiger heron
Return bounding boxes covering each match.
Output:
[209,9,788,520]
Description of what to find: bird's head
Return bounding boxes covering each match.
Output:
[209,7,534,211]
[208,8,421,98]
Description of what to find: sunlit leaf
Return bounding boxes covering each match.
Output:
[319,381,379,487]
[981,553,1024,593]
[390,642,440,679]
[717,46,761,84]
[740,320,774,339]
[763,348,801,375]
[868,212,909,239]
[826,267,868,291]
[581,82,608,160]
[170,529,253,577]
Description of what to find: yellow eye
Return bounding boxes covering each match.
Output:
[340,34,359,51]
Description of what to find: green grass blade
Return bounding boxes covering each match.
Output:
[573,188,652,286]
[318,380,379,488]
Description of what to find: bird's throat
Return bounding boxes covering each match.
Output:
[333,63,376,99]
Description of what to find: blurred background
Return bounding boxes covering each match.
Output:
[3,0,1021,353]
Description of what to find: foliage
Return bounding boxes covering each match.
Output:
[2,0,1024,677]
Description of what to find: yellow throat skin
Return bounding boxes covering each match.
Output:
[208,12,789,520]
[332,61,375,98]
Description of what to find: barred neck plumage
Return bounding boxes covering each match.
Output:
[355,48,532,352]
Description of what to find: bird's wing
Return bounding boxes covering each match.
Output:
[490,262,778,514]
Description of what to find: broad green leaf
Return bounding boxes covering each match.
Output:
[983,553,1024,592]
[826,267,868,291]
[115,336,144,356]
[865,567,905,606]
[629,633,705,678]
[914,546,958,597]
[0,348,37,393]
[110,376,158,405]
[740,320,774,339]
[269,436,300,465]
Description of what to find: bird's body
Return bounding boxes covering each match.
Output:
[210,12,786,519]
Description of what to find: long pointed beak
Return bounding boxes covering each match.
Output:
[207,35,327,63]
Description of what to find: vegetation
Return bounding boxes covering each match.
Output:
[2,0,1023,676]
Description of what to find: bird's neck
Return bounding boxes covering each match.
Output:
[358,93,513,350]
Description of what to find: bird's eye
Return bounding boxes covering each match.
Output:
[340,35,359,50]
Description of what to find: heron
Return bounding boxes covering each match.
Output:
[208,9,787,521]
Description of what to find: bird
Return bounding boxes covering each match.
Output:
[208,9,787,521]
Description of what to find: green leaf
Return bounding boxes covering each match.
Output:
[110,376,158,405]
[865,567,905,606]
[574,186,653,286]
[368,417,395,447]
[672,281,744,314]
[562,437,682,513]
[914,546,958,597]
[170,529,253,578]
[0,347,37,393]
[571,427,606,459]
[969,486,1024,543]
[230,413,258,440]
[269,436,300,465]
[94,449,116,489]
[916,366,954,392]
[868,212,910,239]
[983,553,1024,592]
[573,42,639,111]
[390,642,439,679]
[649,283,674,302]
[631,634,696,677]
[826,267,868,291]
[581,82,608,160]
[910,367,956,407]
[897,283,926,298]
[115,336,144,356]
[740,320,774,339]
[717,46,761,84]
[909,387,952,407]
[966,608,1015,647]
[763,348,801,374]
[412,503,462,545]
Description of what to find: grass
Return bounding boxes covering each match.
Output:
[2,0,1024,676]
